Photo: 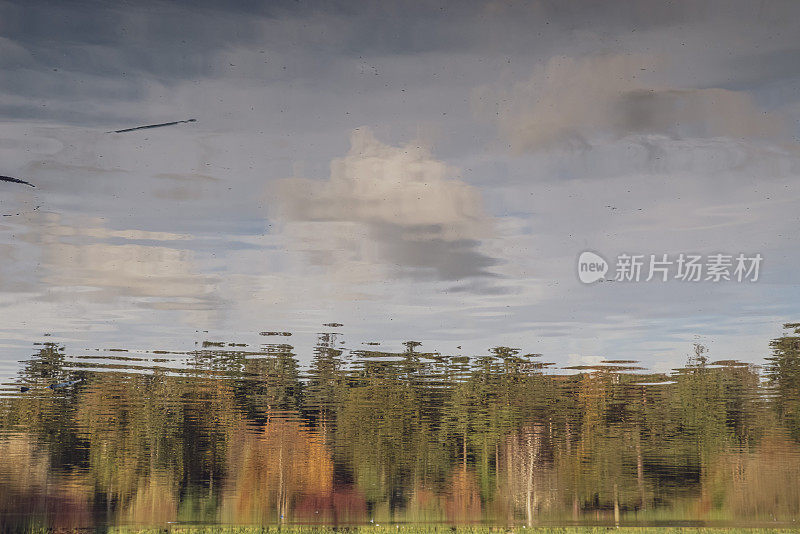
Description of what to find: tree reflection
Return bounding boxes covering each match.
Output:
[0,328,799,530]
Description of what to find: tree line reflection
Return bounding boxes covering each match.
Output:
[1,324,800,530]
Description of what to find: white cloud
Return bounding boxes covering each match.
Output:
[272,128,498,281]
[9,214,220,309]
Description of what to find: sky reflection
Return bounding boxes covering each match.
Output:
[1,0,799,377]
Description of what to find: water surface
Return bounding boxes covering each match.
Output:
[2,2,800,531]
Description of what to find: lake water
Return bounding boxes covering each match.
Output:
[2,2,800,532]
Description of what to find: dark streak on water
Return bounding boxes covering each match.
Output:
[1,323,800,530]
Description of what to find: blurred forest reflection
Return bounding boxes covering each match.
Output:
[1,324,800,530]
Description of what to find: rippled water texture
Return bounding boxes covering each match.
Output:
[2,1,800,532]
[1,325,800,530]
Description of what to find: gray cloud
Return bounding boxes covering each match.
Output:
[479,54,790,152]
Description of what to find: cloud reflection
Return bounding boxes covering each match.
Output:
[274,129,499,282]
[17,214,220,310]
[479,54,789,152]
